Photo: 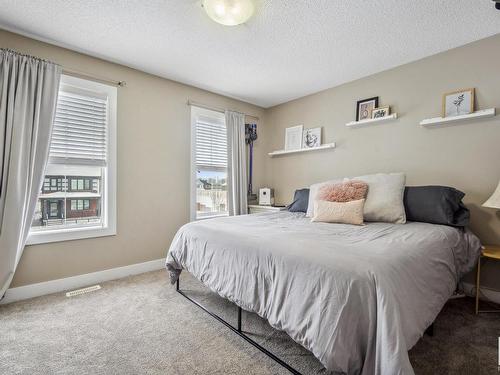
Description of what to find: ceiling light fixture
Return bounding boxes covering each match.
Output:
[202,0,255,26]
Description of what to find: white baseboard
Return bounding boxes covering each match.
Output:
[462,282,500,305]
[0,258,165,305]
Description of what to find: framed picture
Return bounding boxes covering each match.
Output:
[285,125,303,150]
[302,127,321,148]
[356,97,379,121]
[371,106,390,119]
[442,88,474,117]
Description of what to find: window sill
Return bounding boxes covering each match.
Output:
[194,213,229,221]
[26,225,116,245]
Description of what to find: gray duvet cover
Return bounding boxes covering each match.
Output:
[166,211,481,375]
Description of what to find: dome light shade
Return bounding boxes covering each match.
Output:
[202,0,254,26]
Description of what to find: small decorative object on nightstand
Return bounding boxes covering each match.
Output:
[248,205,286,214]
[259,188,275,206]
[476,180,500,314]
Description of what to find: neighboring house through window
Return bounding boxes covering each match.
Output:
[190,106,228,220]
[28,75,117,244]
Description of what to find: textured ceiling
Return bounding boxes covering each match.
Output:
[0,0,499,108]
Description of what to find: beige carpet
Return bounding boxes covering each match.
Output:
[0,270,498,374]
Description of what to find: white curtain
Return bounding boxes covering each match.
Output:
[226,110,247,216]
[0,49,61,298]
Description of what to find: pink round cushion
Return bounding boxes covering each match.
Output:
[317,180,368,202]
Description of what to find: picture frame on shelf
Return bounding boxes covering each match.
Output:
[302,127,321,148]
[356,97,379,121]
[371,106,390,119]
[442,88,474,118]
[284,125,303,151]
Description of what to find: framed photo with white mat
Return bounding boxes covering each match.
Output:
[285,125,303,150]
[442,88,474,117]
[302,127,321,148]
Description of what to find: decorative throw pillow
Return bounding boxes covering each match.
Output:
[287,188,310,213]
[346,173,406,224]
[311,199,365,225]
[403,186,470,227]
[306,178,342,217]
[317,180,368,202]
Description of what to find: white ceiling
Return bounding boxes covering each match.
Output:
[0,1,499,108]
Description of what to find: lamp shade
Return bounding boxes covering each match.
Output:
[483,180,500,209]
[202,0,254,26]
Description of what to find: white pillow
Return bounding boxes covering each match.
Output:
[306,178,342,217]
[311,199,365,225]
[345,173,406,224]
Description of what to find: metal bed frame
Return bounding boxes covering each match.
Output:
[176,277,303,374]
[176,276,434,375]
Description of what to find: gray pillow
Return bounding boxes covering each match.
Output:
[403,186,470,227]
[287,188,310,213]
[347,173,406,223]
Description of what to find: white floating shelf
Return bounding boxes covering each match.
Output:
[268,142,336,157]
[345,113,398,128]
[420,108,496,127]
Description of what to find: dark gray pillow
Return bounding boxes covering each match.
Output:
[403,186,470,227]
[287,188,310,213]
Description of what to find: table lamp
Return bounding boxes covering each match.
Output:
[483,180,500,209]
[477,180,500,314]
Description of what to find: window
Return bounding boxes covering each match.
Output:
[69,199,91,211]
[28,75,116,244]
[68,177,95,192]
[190,106,228,220]
[43,176,64,192]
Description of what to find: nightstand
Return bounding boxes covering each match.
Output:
[248,205,286,214]
[475,245,500,314]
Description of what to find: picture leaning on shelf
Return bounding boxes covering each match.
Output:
[442,88,474,118]
[284,125,303,151]
[420,87,496,126]
[371,106,390,119]
[302,127,322,148]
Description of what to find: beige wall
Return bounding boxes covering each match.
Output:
[3,29,500,290]
[262,34,500,289]
[0,29,266,288]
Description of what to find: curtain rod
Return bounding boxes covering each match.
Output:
[187,100,259,121]
[1,49,126,87]
[62,68,126,87]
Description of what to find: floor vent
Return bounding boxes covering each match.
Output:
[66,285,101,297]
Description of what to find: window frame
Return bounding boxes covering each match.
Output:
[190,106,228,221]
[27,75,117,245]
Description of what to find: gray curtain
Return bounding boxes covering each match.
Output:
[0,49,61,298]
[226,110,247,216]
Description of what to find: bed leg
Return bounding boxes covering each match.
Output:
[425,323,434,337]
[237,306,242,332]
[176,277,179,291]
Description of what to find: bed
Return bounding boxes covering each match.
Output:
[165,210,481,375]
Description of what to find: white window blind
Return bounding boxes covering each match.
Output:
[49,91,107,166]
[195,114,227,170]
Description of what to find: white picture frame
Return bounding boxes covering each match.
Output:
[302,127,321,148]
[285,125,303,151]
[371,106,390,119]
